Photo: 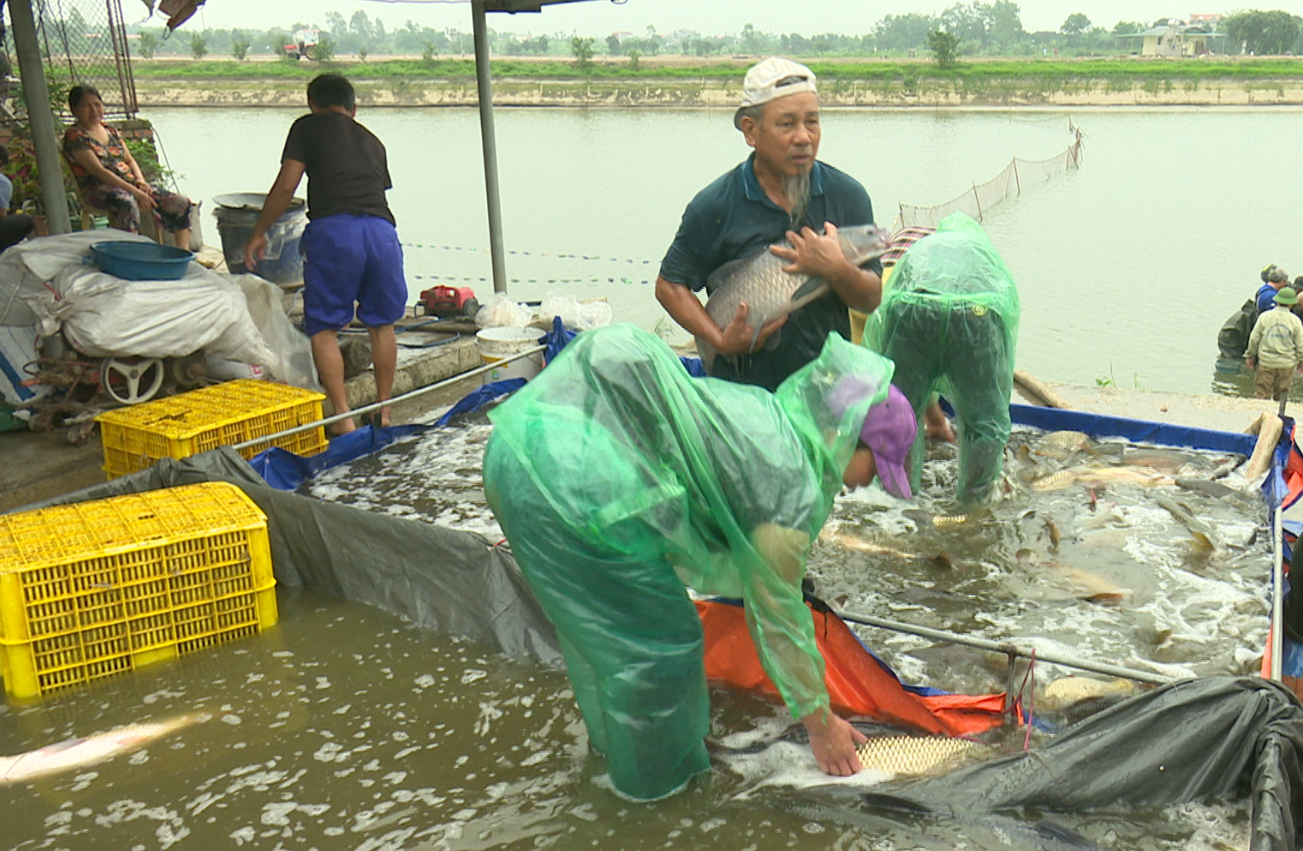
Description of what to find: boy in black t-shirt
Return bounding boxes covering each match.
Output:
[244,73,406,433]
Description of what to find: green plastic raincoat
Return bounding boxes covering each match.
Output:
[482,323,894,800]
[865,212,1020,503]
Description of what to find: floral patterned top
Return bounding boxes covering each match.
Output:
[62,124,135,193]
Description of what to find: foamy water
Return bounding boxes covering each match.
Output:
[1,419,1269,850]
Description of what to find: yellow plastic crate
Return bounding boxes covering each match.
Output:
[96,379,328,479]
[0,482,278,699]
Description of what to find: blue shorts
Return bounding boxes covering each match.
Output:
[300,214,407,336]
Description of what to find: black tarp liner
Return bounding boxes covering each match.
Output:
[1219,296,1259,360]
[15,453,1303,849]
[797,677,1303,851]
[16,447,563,667]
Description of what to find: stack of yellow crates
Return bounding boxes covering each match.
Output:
[96,379,328,480]
[0,482,278,699]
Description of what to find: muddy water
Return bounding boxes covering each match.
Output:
[1,416,1267,850]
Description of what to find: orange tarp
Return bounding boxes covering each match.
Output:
[697,599,1008,737]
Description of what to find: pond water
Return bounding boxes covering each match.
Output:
[147,104,1303,398]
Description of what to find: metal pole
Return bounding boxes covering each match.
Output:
[834,606,1174,686]
[10,0,72,234]
[230,343,546,453]
[1272,504,1284,681]
[471,1,507,294]
[1270,394,1288,681]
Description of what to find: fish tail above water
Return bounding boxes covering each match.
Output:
[0,714,201,785]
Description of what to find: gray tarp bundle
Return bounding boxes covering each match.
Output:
[797,677,1303,851]
[15,453,1303,848]
[17,447,563,667]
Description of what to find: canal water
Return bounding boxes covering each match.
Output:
[148,104,1303,397]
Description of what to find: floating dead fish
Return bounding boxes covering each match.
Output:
[1075,501,1126,531]
[1029,469,1078,491]
[1121,447,1200,473]
[1209,455,1246,481]
[855,734,990,776]
[1014,549,1129,605]
[903,508,982,530]
[1039,677,1137,712]
[1031,465,1172,492]
[1044,516,1061,549]
[1033,430,1092,458]
[0,714,200,785]
[695,224,891,374]
[1174,477,1243,500]
[821,530,952,568]
[1152,493,1221,553]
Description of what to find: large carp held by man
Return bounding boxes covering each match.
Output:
[695,223,891,373]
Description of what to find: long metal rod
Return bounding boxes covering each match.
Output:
[834,606,1174,686]
[230,343,545,452]
[1272,504,1284,681]
[472,1,507,293]
[10,0,71,234]
[1270,398,1287,681]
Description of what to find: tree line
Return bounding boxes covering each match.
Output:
[115,6,1303,61]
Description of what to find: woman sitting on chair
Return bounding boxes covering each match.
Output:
[62,84,192,249]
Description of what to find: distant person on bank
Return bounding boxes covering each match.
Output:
[244,73,406,435]
[62,84,193,248]
[1257,266,1289,314]
[654,56,884,392]
[0,146,34,252]
[1246,286,1303,401]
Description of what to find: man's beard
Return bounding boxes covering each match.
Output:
[783,169,812,226]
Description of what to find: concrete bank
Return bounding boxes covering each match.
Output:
[132,78,1303,110]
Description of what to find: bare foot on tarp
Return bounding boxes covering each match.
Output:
[923,404,956,443]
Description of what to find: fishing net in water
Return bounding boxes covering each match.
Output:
[891,123,1084,231]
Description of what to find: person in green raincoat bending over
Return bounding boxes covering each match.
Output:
[482,323,917,801]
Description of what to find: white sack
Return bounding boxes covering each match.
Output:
[43,262,274,365]
[227,274,321,391]
[0,231,155,326]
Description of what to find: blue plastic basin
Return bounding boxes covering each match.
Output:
[91,241,193,281]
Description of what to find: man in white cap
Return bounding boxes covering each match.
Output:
[655,56,883,391]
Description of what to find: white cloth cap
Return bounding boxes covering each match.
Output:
[734,56,817,128]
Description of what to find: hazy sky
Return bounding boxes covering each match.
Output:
[155,1,1284,38]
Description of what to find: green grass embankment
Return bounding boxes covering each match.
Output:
[131,57,1303,107]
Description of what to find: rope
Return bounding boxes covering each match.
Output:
[403,244,658,286]
[412,274,651,285]
[403,241,656,266]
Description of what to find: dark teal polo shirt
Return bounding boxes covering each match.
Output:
[659,154,879,391]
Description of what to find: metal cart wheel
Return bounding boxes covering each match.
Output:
[99,357,165,405]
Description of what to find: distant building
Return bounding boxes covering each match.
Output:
[1115,21,1229,56]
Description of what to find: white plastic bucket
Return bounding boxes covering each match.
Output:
[475,326,546,383]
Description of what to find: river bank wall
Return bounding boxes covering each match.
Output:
[134,76,1303,109]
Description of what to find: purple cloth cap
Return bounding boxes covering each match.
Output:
[860,385,916,499]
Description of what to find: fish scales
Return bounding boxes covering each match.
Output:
[855,735,988,776]
[695,224,890,373]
